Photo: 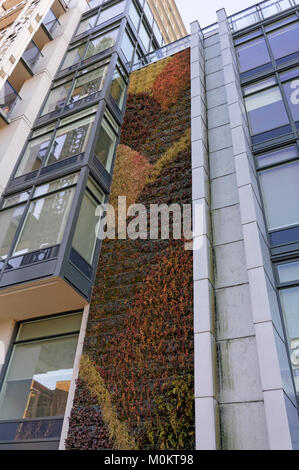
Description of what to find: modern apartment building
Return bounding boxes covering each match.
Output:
[0,0,298,452]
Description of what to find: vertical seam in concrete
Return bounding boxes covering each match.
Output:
[191,20,219,451]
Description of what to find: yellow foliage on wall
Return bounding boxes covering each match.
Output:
[79,354,138,450]
[147,128,191,185]
[128,56,172,95]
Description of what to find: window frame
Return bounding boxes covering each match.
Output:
[0,311,82,445]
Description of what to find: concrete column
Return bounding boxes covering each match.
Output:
[216,8,299,450]
[191,20,220,451]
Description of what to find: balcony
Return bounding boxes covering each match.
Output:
[229,0,299,33]
[42,8,60,37]
[0,80,21,124]
[22,40,43,71]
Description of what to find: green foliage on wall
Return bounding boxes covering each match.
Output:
[66,48,194,450]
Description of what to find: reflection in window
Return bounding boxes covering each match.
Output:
[61,42,87,70]
[0,204,26,260]
[70,63,108,103]
[283,75,299,124]
[96,1,125,26]
[279,275,299,395]
[236,37,271,73]
[94,113,118,172]
[72,179,104,265]
[259,161,299,231]
[121,30,135,63]
[268,22,299,61]
[85,28,118,59]
[41,80,72,116]
[139,21,151,52]
[110,64,127,109]
[244,81,289,136]
[129,0,140,31]
[0,313,81,424]
[76,14,97,36]
[46,115,95,167]
[13,181,76,256]
[15,132,53,177]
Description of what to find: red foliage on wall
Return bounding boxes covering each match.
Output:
[152,49,191,112]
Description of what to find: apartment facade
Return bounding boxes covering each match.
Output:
[0,0,298,451]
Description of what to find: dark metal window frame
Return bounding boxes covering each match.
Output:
[0,310,82,445]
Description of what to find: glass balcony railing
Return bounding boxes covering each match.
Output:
[132,35,191,71]
[229,0,299,32]
[22,40,43,70]
[0,81,21,120]
[42,8,60,36]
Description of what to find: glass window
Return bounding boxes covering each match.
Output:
[41,80,72,116]
[60,42,87,70]
[96,1,125,25]
[121,30,135,63]
[69,62,108,103]
[85,28,118,58]
[110,65,127,109]
[277,260,299,284]
[279,285,299,394]
[94,115,118,172]
[76,14,97,36]
[72,182,104,264]
[282,70,299,124]
[15,132,53,177]
[268,22,299,61]
[0,313,81,421]
[259,161,299,231]
[46,115,95,167]
[256,145,297,169]
[129,0,140,30]
[0,204,26,260]
[245,85,289,135]
[13,186,76,255]
[139,21,151,51]
[236,37,271,73]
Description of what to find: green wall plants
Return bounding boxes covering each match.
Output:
[66,48,194,450]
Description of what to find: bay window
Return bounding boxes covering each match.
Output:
[0,312,82,445]
[13,176,78,257]
[72,178,105,265]
[15,107,97,178]
[110,61,127,109]
[94,110,119,172]
[0,175,78,263]
[96,1,125,26]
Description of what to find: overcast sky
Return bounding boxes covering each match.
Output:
[175,0,260,30]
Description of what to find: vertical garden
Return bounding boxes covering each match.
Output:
[66,48,194,450]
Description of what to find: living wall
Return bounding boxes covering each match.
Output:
[66,48,194,450]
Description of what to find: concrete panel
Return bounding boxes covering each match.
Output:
[212,204,243,246]
[216,284,255,341]
[209,147,235,179]
[218,336,264,403]
[208,124,232,153]
[214,241,248,289]
[211,173,239,210]
[220,402,269,450]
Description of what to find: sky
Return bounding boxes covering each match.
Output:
[175,0,260,30]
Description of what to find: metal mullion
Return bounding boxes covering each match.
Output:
[13,331,80,346]
[277,70,298,134]
[0,196,33,273]
[262,23,279,72]
[35,121,61,177]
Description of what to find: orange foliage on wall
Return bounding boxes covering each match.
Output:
[152,49,191,112]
